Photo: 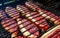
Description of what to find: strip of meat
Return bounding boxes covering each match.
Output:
[16,5,50,31]
[52,32,60,38]
[25,2,60,25]
[2,19,15,27]
[42,10,60,23]
[16,36,25,38]
[40,25,60,38]
[54,19,60,25]
[1,18,19,38]
[0,10,19,38]
[5,7,40,38]
[17,18,40,38]
[0,10,7,20]
[42,10,59,20]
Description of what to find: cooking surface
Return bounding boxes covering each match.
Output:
[0,0,60,38]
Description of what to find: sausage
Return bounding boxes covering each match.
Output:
[40,25,60,38]
[16,5,50,31]
[5,7,40,38]
[46,29,60,38]
[52,32,60,38]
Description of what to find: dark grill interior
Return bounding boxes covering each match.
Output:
[0,0,60,38]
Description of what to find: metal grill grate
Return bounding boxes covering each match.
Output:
[0,0,60,38]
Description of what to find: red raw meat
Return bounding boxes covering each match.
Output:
[16,5,50,31]
[25,2,60,25]
[40,25,60,38]
[1,18,18,38]
[5,7,40,38]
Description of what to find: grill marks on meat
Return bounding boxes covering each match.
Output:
[52,32,60,38]
[41,25,60,38]
[0,10,19,38]
[5,7,20,19]
[25,2,40,11]
[0,1,60,38]
[16,5,50,31]
[15,36,25,38]
[42,10,60,25]
[25,2,60,25]
[17,18,39,38]
[5,7,40,38]
[0,10,7,20]
[47,29,60,38]
[25,12,50,31]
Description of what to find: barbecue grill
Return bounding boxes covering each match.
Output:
[0,0,60,38]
